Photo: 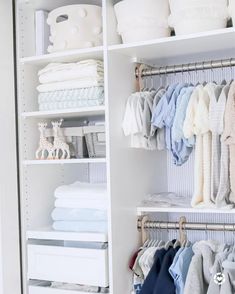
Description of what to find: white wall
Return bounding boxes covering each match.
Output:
[0,1,21,293]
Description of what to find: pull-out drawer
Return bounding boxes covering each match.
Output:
[28,244,109,287]
[29,285,88,294]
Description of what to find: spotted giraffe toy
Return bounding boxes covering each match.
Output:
[36,122,54,160]
[52,120,70,160]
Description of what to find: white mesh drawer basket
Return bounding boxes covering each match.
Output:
[63,127,88,159]
[83,125,106,158]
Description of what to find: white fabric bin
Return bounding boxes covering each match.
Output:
[169,0,228,14]
[119,27,170,43]
[173,19,227,35]
[27,244,109,287]
[168,6,229,35]
[229,0,235,26]
[114,0,170,43]
[47,5,103,52]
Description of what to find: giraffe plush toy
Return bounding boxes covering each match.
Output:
[36,122,54,160]
[52,120,70,159]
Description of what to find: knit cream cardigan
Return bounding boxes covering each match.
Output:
[184,85,213,207]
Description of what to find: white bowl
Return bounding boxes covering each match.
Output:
[173,18,227,35]
[169,0,228,14]
[120,27,171,43]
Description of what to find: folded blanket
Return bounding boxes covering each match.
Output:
[39,99,104,111]
[55,198,108,210]
[53,221,108,233]
[38,59,104,84]
[51,208,107,221]
[38,87,104,103]
[37,78,104,93]
[55,181,107,198]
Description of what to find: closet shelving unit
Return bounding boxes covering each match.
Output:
[16,0,235,294]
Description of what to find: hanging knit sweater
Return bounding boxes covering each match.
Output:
[185,85,213,207]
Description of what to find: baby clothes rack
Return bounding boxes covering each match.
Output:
[138,216,235,244]
[135,57,235,78]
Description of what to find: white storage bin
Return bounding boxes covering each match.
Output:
[172,19,227,35]
[118,27,170,44]
[83,125,106,158]
[29,280,109,294]
[47,5,103,53]
[29,283,82,294]
[229,0,235,26]
[169,0,228,14]
[169,6,229,35]
[27,244,109,287]
[114,0,170,43]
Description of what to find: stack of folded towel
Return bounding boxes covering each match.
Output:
[52,181,108,233]
[37,59,105,111]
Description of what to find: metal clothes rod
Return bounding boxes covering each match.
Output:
[138,220,235,232]
[136,58,235,78]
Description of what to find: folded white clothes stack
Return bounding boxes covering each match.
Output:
[37,59,104,111]
[51,181,108,233]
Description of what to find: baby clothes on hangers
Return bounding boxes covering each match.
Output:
[207,83,233,208]
[186,85,213,207]
[171,86,195,166]
[220,249,235,293]
[153,245,180,294]
[207,246,231,294]
[150,88,166,150]
[184,240,222,294]
[151,83,178,150]
[140,247,168,293]
[222,81,235,205]
[169,245,194,294]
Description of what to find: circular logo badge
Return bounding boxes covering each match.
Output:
[214,272,225,285]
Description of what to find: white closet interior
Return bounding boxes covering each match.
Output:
[15,0,235,294]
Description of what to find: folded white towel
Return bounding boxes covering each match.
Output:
[38,60,104,84]
[51,208,107,221]
[55,181,107,198]
[53,221,108,233]
[37,78,104,93]
[38,59,103,76]
[55,198,108,210]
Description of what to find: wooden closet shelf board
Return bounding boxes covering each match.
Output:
[108,28,235,60]
[23,158,106,165]
[21,106,106,119]
[20,46,104,65]
[137,206,235,215]
[27,229,108,243]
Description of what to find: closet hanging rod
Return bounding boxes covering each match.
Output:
[137,219,235,232]
[135,58,235,78]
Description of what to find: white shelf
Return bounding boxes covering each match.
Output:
[27,229,108,243]
[137,206,235,215]
[108,28,235,60]
[20,46,104,65]
[21,106,106,119]
[23,158,106,165]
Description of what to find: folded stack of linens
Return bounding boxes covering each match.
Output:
[51,181,108,233]
[37,59,104,111]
